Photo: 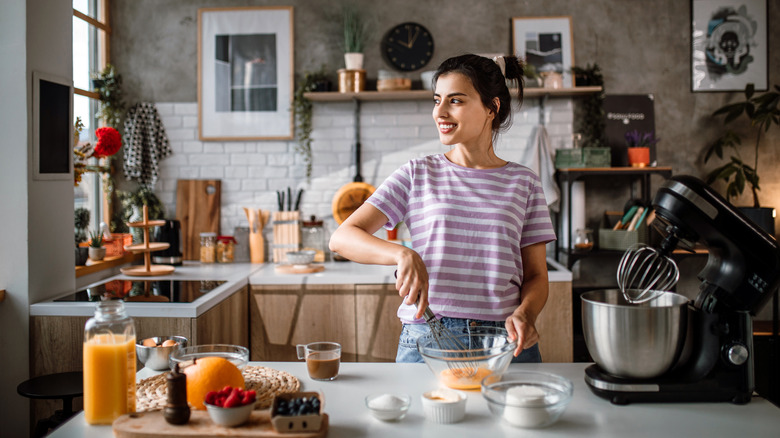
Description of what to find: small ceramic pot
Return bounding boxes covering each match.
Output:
[344,52,364,70]
[627,147,651,167]
[75,247,89,266]
[89,246,106,261]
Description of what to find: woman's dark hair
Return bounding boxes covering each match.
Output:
[432,54,524,136]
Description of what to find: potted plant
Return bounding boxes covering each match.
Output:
[293,67,331,181]
[342,6,368,70]
[75,207,91,266]
[624,130,659,167]
[704,84,780,205]
[88,229,106,261]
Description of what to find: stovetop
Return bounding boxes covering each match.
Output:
[55,279,226,303]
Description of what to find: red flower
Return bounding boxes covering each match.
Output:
[93,127,122,158]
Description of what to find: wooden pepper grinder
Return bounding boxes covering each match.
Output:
[164,363,190,425]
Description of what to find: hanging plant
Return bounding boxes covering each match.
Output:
[293,67,331,181]
[92,64,126,129]
[572,64,606,148]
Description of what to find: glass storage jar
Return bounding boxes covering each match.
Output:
[216,235,236,263]
[200,232,217,263]
[301,215,328,262]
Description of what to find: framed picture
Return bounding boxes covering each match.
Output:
[691,0,767,92]
[32,71,73,180]
[198,6,294,141]
[512,16,575,88]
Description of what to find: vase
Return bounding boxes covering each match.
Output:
[344,52,364,70]
[76,247,89,266]
[89,246,107,262]
[627,147,650,167]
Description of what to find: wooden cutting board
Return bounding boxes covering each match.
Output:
[113,410,328,438]
[176,179,221,260]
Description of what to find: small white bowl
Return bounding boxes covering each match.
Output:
[421,388,467,424]
[205,402,254,427]
[286,250,316,265]
[365,393,411,421]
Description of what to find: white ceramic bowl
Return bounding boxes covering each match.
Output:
[205,401,254,427]
[421,388,467,424]
[481,371,573,428]
[286,250,316,265]
[135,336,188,371]
[364,393,411,421]
[169,344,249,371]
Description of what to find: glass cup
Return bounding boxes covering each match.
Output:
[296,342,341,381]
[574,228,594,252]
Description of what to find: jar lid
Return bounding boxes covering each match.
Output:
[200,232,217,237]
[302,215,323,227]
[217,235,237,243]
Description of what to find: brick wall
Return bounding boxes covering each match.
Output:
[154,98,574,238]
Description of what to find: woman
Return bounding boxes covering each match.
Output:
[329,54,556,362]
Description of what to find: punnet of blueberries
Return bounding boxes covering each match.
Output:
[273,395,321,416]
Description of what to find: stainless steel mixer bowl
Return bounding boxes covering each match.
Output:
[581,289,689,379]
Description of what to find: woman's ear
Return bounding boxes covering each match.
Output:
[490,97,500,118]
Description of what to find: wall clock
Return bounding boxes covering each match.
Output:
[381,22,434,72]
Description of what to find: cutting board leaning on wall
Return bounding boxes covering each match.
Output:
[176,179,221,260]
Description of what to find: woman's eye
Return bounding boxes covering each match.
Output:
[433,98,440,105]
[450,98,462,104]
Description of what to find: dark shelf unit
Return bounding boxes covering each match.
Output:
[554,166,673,268]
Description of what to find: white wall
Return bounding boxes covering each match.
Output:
[152,98,574,253]
[0,0,74,434]
[0,0,31,435]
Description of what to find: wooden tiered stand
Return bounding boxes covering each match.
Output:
[120,205,175,276]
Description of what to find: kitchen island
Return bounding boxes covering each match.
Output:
[49,362,780,437]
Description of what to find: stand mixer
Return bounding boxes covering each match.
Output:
[584,175,780,404]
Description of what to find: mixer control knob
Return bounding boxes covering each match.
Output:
[726,344,749,366]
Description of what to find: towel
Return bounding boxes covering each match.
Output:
[123,102,171,188]
[523,125,561,212]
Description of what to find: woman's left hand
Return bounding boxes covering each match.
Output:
[505,309,540,357]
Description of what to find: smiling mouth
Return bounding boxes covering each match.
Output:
[438,123,456,133]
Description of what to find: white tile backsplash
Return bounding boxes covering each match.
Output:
[153,98,573,236]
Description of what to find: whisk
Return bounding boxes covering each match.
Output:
[417,303,479,378]
[616,243,680,303]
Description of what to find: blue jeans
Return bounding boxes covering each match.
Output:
[396,317,542,363]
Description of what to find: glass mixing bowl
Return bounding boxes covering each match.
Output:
[169,344,249,371]
[417,326,516,390]
[481,371,573,428]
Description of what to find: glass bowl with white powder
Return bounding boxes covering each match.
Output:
[481,371,573,428]
[365,393,411,421]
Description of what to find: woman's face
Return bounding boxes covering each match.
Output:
[432,72,495,147]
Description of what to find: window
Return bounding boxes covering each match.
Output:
[73,0,110,232]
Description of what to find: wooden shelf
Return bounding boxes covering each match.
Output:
[75,252,139,278]
[303,86,603,102]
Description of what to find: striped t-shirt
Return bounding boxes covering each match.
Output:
[366,154,556,323]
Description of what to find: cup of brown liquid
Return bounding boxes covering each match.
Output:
[296,342,341,381]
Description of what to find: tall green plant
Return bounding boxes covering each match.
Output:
[342,6,367,53]
[74,207,91,246]
[704,83,780,207]
[293,68,330,180]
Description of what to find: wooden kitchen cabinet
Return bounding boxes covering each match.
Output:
[535,281,573,362]
[250,284,402,362]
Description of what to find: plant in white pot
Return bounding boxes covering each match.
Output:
[342,6,368,70]
[704,83,779,233]
[88,229,106,261]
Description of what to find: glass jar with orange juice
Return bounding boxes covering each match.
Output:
[83,300,137,424]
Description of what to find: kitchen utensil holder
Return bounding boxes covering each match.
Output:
[598,211,648,251]
[272,211,301,263]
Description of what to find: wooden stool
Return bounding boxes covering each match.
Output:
[17,371,83,437]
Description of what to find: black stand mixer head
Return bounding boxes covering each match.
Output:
[584,175,780,405]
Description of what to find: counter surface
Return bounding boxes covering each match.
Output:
[50,362,780,438]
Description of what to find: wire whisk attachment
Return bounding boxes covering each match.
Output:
[617,243,680,303]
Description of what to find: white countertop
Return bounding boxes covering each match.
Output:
[49,362,780,438]
[30,262,263,318]
[31,259,571,317]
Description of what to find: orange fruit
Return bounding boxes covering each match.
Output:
[182,357,245,410]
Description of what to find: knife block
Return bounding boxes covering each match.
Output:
[272,211,301,263]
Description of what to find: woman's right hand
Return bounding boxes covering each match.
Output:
[395,249,429,320]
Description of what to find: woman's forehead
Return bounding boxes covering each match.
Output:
[434,72,477,95]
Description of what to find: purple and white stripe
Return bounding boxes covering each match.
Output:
[367,154,556,323]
